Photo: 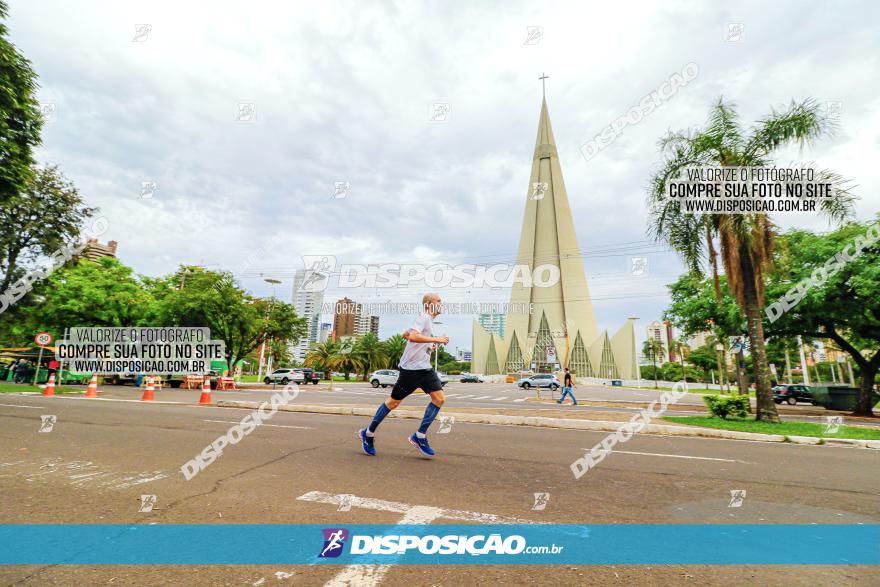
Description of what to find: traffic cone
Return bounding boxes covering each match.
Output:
[198,375,212,405]
[140,376,155,401]
[84,374,99,398]
[42,374,56,396]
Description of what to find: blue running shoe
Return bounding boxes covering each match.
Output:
[358,429,376,456]
[408,433,435,457]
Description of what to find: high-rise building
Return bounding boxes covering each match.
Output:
[81,239,118,261]
[478,313,505,338]
[645,321,672,363]
[333,297,359,337]
[472,95,637,378]
[319,322,332,343]
[291,270,325,362]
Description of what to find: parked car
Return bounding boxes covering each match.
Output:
[263,368,304,385]
[773,384,818,405]
[517,373,560,391]
[370,370,399,388]
[298,368,321,385]
[460,373,484,383]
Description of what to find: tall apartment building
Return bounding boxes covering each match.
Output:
[333,297,359,337]
[645,320,673,363]
[81,239,118,261]
[291,269,326,362]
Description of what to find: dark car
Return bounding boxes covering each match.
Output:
[460,373,484,383]
[773,384,818,405]
[299,368,321,385]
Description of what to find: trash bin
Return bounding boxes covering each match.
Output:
[611,379,623,387]
[810,385,879,411]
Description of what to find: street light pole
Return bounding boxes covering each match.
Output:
[257,278,282,382]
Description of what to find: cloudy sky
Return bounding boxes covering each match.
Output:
[9,0,879,353]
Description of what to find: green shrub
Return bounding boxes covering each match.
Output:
[703,394,750,419]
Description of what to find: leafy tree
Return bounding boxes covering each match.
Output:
[148,266,307,375]
[687,342,719,375]
[0,165,96,295]
[352,333,387,381]
[5,257,151,343]
[304,340,342,381]
[382,334,406,368]
[648,98,855,421]
[0,1,43,208]
[266,338,292,368]
[763,221,880,415]
[668,338,689,382]
[641,338,664,388]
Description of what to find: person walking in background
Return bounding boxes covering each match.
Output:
[558,367,578,406]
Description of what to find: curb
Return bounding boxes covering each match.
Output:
[214,401,878,449]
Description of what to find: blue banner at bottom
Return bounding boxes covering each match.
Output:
[0,524,876,565]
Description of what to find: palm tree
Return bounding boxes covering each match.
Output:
[642,339,664,389]
[353,333,387,381]
[334,338,362,380]
[668,339,689,383]
[383,334,407,368]
[648,98,855,422]
[304,340,341,381]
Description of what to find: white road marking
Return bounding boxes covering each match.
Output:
[472,395,492,400]
[513,398,528,403]
[582,448,747,463]
[491,396,508,401]
[298,491,538,587]
[203,419,313,430]
[456,395,474,399]
[0,403,43,409]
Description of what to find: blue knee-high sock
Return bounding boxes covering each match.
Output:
[418,402,441,435]
[367,403,391,434]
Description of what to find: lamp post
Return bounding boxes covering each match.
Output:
[258,278,282,382]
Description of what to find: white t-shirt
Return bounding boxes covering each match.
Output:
[398,313,434,370]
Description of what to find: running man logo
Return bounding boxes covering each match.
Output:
[531,492,550,511]
[728,489,747,508]
[299,256,335,292]
[319,528,349,558]
[337,495,353,512]
[531,182,548,200]
[39,415,57,433]
[437,415,454,434]
[824,415,843,435]
[139,494,157,512]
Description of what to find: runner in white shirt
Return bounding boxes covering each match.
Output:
[358,293,448,457]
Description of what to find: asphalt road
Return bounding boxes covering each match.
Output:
[0,392,877,586]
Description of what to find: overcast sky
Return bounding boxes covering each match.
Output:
[9,0,879,354]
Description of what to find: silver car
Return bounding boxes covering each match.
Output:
[369,370,399,388]
[517,373,560,391]
[263,368,304,385]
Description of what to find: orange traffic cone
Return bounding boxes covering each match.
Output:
[198,375,212,405]
[42,374,56,396]
[140,376,155,401]
[84,374,99,398]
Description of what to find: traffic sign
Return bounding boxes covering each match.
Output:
[34,332,53,347]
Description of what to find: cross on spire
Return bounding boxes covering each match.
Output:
[539,73,548,97]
